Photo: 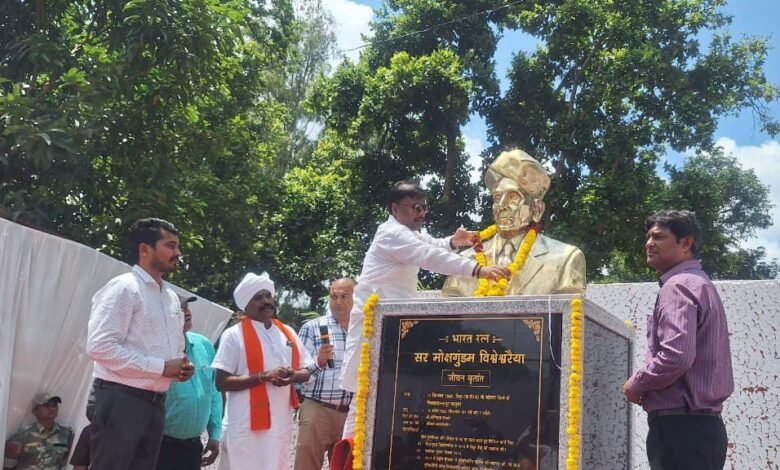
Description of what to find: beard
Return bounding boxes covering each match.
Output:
[151,255,178,273]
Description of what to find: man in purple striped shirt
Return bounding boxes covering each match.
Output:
[624,210,734,470]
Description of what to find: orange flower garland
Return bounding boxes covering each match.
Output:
[352,293,379,469]
[473,225,538,297]
[566,298,584,470]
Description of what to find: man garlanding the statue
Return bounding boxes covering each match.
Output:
[339,180,510,443]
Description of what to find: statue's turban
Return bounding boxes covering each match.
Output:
[485,149,550,199]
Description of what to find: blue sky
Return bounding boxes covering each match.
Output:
[324,0,780,261]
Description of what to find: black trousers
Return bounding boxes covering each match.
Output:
[90,384,166,470]
[646,414,728,470]
[156,435,203,470]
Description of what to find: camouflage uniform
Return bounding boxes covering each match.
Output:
[3,422,73,470]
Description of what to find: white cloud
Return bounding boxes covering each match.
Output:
[715,137,780,262]
[323,0,374,64]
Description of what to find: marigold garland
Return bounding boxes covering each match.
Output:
[566,298,584,470]
[478,224,497,241]
[473,225,538,297]
[352,293,379,469]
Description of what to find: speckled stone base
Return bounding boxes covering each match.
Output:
[360,294,632,470]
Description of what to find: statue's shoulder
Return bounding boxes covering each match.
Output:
[538,233,580,252]
[537,234,584,264]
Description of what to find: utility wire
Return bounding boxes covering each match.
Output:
[339,0,524,54]
[259,0,524,72]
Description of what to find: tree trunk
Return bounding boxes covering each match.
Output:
[442,127,458,228]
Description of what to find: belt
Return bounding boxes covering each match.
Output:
[648,407,720,422]
[94,378,167,406]
[309,398,349,413]
[163,435,201,445]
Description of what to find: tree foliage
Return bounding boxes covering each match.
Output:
[2,0,315,306]
[488,0,779,280]
[313,0,778,284]
[1,0,778,315]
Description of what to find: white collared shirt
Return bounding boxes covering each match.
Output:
[340,215,477,392]
[87,265,185,392]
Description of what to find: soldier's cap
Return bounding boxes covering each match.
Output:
[32,393,62,409]
[178,294,198,304]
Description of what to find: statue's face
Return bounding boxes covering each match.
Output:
[492,177,541,234]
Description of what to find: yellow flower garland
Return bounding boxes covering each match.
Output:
[478,224,497,240]
[566,298,584,470]
[352,293,379,469]
[473,225,538,297]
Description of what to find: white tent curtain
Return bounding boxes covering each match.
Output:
[0,217,232,460]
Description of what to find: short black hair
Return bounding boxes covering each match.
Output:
[645,210,702,255]
[387,180,426,212]
[126,218,178,264]
[330,277,357,288]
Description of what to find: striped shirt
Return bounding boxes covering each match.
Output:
[627,259,734,413]
[298,313,353,407]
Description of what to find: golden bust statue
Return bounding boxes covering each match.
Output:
[442,149,586,296]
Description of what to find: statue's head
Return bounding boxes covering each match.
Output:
[485,149,550,236]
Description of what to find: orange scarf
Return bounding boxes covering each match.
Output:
[241,317,301,431]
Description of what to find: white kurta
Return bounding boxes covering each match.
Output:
[340,215,477,394]
[212,320,311,470]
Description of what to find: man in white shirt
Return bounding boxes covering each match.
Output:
[213,272,332,470]
[340,180,510,438]
[87,218,195,470]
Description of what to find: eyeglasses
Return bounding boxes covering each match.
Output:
[398,202,428,214]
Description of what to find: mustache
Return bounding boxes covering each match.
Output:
[258,302,276,312]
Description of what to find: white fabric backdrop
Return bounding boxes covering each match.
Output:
[0,217,232,460]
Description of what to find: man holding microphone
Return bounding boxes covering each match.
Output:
[294,278,356,470]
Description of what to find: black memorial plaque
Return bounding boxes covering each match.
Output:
[371,314,562,470]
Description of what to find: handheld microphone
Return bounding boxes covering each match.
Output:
[319,324,334,368]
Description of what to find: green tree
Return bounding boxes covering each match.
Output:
[603,149,777,281]
[487,0,778,280]
[268,0,338,173]
[309,1,518,248]
[663,149,777,279]
[1,0,300,303]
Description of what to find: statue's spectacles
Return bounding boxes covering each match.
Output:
[398,202,428,214]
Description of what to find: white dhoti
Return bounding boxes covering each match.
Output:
[221,407,294,470]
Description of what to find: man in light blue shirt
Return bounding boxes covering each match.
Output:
[156,296,222,470]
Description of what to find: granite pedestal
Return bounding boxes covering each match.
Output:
[360,294,632,470]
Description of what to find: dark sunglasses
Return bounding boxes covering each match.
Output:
[398,202,428,214]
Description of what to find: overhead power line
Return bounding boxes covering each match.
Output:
[258,0,524,72]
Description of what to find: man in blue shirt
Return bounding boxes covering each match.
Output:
[294,278,355,470]
[156,296,222,470]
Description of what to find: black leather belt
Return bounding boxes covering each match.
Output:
[309,398,349,413]
[94,378,166,406]
[163,435,201,445]
[648,407,720,422]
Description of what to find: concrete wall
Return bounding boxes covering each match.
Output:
[586,280,780,470]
